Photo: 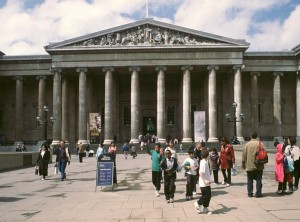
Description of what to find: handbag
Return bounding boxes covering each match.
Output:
[35,166,39,175]
[284,156,294,172]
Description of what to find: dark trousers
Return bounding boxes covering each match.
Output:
[283,172,293,190]
[247,170,263,196]
[213,170,219,183]
[59,160,67,180]
[164,177,176,200]
[79,153,84,163]
[221,169,231,184]
[186,174,198,196]
[294,160,299,188]
[152,171,162,191]
[197,186,211,208]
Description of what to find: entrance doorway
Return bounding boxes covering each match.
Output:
[143,117,156,136]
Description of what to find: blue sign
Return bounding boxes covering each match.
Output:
[97,162,114,187]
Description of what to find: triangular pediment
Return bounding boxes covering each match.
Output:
[45,18,249,52]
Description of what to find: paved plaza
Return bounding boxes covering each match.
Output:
[0,150,299,222]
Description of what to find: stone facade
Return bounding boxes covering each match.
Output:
[0,19,300,146]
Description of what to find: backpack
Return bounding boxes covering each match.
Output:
[254,141,268,165]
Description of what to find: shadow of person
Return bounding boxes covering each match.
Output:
[213,204,238,214]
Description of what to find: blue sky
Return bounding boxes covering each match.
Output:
[0,0,299,55]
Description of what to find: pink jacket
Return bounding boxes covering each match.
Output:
[275,144,284,182]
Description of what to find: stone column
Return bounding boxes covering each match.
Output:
[129,67,140,144]
[181,66,193,143]
[76,68,88,144]
[273,72,283,141]
[156,66,166,144]
[297,72,300,140]
[62,77,69,143]
[36,75,47,142]
[207,66,219,142]
[14,76,23,144]
[103,67,114,144]
[250,72,260,134]
[233,65,245,142]
[51,68,62,146]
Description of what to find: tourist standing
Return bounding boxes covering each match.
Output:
[78,142,85,163]
[96,143,105,160]
[36,145,50,180]
[275,143,285,194]
[210,147,220,184]
[242,132,264,197]
[147,143,163,197]
[122,141,129,159]
[56,140,71,181]
[220,137,235,186]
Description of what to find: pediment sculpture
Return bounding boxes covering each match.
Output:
[72,24,225,47]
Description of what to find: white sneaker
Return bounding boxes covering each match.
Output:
[40,178,44,181]
[166,199,170,203]
[169,198,174,203]
[222,181,226,185]
[155,190,160,197]
[226,183,230,187]
[193,191,197,196]
[202,207,212,215]
[194,202,200,212]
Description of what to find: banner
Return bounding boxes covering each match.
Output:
[194,111,206,143]
[89,113,101,144]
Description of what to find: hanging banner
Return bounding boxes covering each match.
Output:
[89,113,101,144]
[194,111,206,143]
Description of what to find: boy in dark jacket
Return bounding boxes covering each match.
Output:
[160,149,178,203]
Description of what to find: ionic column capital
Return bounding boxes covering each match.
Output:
[102,67,114,73]
[273,72,284,77]
[36,75,47,80]
[129,66,140,72]
[13,75,23,81]
[181,66,193,71]
[50,68,62,74]
[250,72,260,77]
[233,64,245,70]
[155,66,167,72]
[207,65,219,71]
[76,67,88,73]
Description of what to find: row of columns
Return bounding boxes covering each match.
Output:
[12,67,300,144]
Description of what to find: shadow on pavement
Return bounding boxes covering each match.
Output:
[214,203,238,214]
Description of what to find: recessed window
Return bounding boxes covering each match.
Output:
[124,107,131,126]
[167,106,175,125]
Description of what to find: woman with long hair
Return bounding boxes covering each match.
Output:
[219,137,235,186]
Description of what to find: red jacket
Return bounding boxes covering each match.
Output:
[275,144,284,182]
[220,144,235,169]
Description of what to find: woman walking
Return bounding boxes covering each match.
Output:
[36,145,50,180]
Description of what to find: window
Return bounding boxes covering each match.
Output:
[0,108,2,128]
[124,107,131,126]
[191,105,197,124]
[167,106,175,125]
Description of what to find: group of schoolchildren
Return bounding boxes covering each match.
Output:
[147,140,229,215]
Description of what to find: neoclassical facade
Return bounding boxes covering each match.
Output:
[0,19,300,146]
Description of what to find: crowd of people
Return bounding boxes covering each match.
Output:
[34,132,300,215]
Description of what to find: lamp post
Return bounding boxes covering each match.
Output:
[36,105,55,145]
[225,102,245,144]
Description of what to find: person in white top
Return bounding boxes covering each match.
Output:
[284,136,300,192]
[165,141,177,159]
[183,148,199,200]
[194,149,212,214]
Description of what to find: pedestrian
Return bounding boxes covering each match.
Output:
[179,143,183,155]
[147,143,164,197]
[183,148,199,200]
[160,149,178,203]
[242,132,264,198]
[274,139,279,148]
[108,142,118,184]
[78,142,84,163]
[194,149,212,214]
[85,144,90,159]
[36,145,50,180]
[130,142,137,159]
[96,143,105,160]
[284,136,300,193]
[219,137,235,186]
[165,141,177,159]
[15,144,22,152]
[210,147,220,184]
[55,140,71,181]
[122,141,129,159]
[22,144,27,152]
[275,143,285,195]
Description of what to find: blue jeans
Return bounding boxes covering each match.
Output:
[247,170,263,196]
[59,160,67,181]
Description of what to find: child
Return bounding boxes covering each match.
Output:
[210,148,220,184]
[122,142,129,159]
[275,143,284,194]
[183,148,199,200]
[160,149,178,203]
[194,150,212,214]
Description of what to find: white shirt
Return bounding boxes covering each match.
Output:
[183,157,198,175]
[285,145,300,161]
[166,158,175,170]
[199,158,211,187]
[165,147,177,159]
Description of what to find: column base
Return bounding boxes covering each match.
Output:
[14,141,23,145]
[77,140,89,145]
[237,137,245,142]
[130,138,140,144]
[103,139,114,145]
[181,138,193,143]
[158,138,166,144]
[207,137,219,142]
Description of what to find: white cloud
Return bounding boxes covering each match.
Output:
[0,0,299,55]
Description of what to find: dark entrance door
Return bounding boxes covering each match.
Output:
[143,117,156,136]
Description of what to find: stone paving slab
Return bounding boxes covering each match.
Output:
[0,151,299,221]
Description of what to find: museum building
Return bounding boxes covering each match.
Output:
[0,18,300,147]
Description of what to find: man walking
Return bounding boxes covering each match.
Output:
[242,132,264,198]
